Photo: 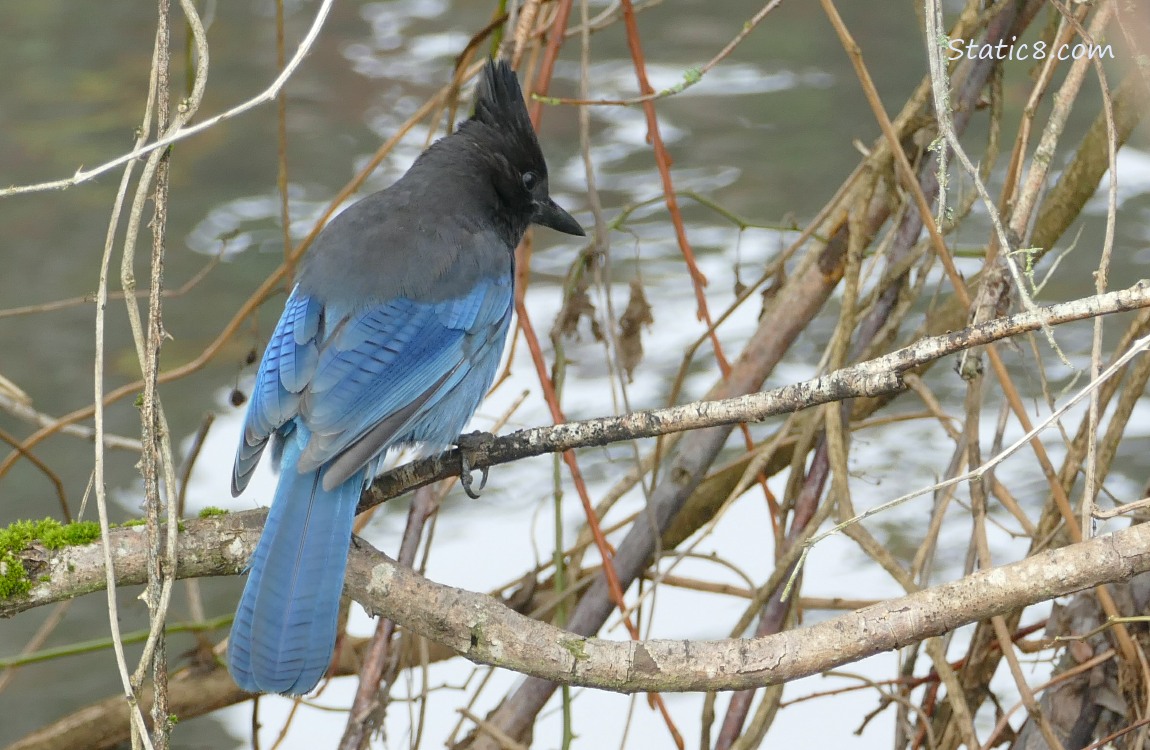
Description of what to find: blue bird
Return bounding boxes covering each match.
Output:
[227,60,584,695]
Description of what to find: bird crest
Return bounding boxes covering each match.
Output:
[471,59,546,170]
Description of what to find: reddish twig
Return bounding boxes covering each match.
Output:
[0,425,69,521]
[511,2,646,675]
[526,0,574,128]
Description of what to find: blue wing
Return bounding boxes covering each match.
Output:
[232,274,512,495]
[232,288,323,495]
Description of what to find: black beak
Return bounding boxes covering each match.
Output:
[533,198,585,236]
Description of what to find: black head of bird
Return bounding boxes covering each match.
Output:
[410,59,585,245]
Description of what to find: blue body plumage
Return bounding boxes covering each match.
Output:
[227,60,583,695]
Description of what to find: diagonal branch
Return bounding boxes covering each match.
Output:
[365,281,1150,509]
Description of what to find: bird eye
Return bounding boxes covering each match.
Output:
[522,171,539,191]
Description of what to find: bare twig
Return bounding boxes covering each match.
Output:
[0,0,335,198]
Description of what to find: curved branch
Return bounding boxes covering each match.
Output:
[6,513,1150,694]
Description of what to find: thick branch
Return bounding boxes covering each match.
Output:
[6,513,1150,694]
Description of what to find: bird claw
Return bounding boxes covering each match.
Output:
[459,461,488,499]
[456,430,493,499]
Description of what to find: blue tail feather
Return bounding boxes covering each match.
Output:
[228,440,364,695]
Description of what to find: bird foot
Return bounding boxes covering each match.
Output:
[456,430,493,499]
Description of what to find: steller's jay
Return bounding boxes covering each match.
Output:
[227,59,584,695]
